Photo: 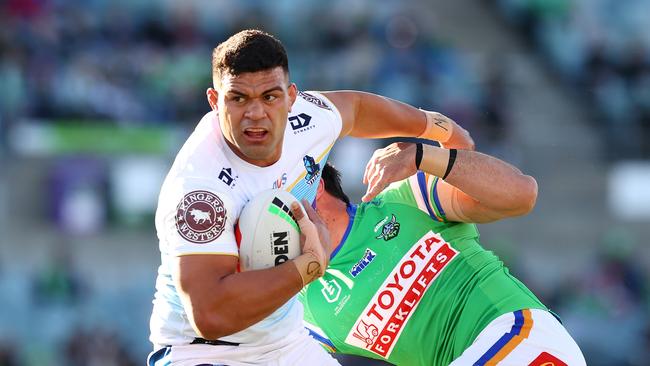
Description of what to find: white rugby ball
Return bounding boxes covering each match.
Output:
[238,189,302,271]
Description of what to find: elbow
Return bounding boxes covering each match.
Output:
[191,308,233,340]
[511,175,538,216]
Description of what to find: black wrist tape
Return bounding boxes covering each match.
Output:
[415,143,423,170]
[442,149,457,179]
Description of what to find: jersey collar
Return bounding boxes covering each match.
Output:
[330,204,356,260]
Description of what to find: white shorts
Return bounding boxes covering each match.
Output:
[147,327,340,366]
[450,309,586,366]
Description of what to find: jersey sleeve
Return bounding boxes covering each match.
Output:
[156,177,240,257]
[303,90,343,139]
[379,171,448,222]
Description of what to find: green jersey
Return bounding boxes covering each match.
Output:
[300,172,547,366]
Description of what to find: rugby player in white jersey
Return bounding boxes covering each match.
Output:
[147,29,474,366]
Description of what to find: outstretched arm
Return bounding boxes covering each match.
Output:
[362,142,537,222]
[321,91,474,149]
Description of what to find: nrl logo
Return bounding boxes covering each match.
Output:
[375,214,400,241]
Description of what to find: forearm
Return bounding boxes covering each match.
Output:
[177,256,306,340]
[350,92,426,138]
[420,145,537,219]
[213,264,302,333]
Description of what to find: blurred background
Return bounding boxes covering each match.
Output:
[1,0,650,365]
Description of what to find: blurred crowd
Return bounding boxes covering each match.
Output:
[491,0,650,159]
[0,1,510,364]
[0,0,506,150]
[519,231,650,366]
[1,0,650,365]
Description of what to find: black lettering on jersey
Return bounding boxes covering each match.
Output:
[219,167,236,188]
[299,91,332,110]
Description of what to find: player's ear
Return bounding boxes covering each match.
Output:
[287,83,297,110]
[316,179,325,200]
[207,88,218,111]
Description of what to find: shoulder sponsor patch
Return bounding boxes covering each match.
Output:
[299,91,332,110]
[344,231,458,359]
[175,190,227,243]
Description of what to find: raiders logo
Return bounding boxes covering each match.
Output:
[175,190,226,243]
[375,214,400,241]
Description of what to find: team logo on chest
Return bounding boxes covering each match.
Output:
[375,215,400,241]
[303,155,321,185]
[175,190,227,243]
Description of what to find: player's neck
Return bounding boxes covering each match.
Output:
[318,199,349,255]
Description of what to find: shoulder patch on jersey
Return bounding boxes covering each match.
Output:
[299,91,332,110]
[175,190,227,243]
[303,155,321,185]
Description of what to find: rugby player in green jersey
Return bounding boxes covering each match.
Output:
[300,143,586,366]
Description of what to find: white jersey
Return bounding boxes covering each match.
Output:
[149,91,343,348]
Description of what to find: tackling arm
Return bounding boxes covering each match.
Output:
[426,146,538,223]
[362,142,537,222]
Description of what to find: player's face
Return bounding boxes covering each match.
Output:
[211,67,297,167]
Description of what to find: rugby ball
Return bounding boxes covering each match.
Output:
[238,189,302,271]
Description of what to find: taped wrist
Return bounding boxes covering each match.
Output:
[418,110,453,143]
[292,252,323,286]
[419,145,450,178]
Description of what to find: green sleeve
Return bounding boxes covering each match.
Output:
[378,171,448,222]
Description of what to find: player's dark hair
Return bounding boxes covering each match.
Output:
[322,163,350,206]
[212,29,289,86]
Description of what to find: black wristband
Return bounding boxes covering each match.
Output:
[415,143,423,170]
[442,149,457,179]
